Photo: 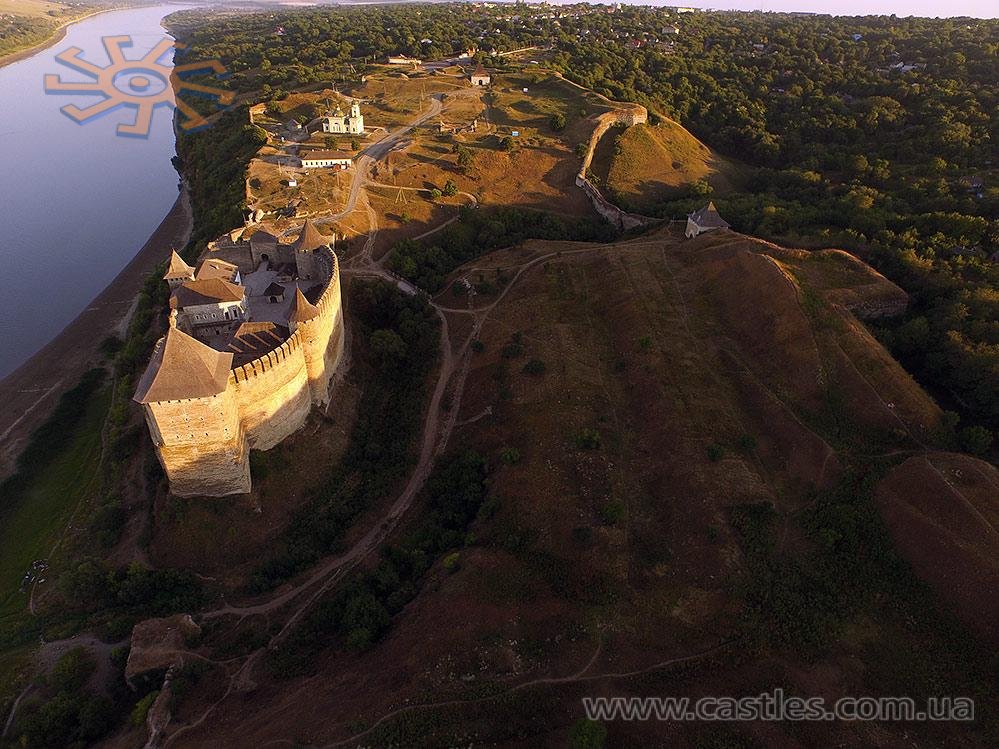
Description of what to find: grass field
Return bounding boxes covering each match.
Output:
[0,385,110,623]
[0,380,109,716]
[0,0,92,60]
[0,0,73,18]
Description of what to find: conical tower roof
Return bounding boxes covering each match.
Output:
[133,327,233,404]
[164,250,194,280]
[293,219,330,252]
[289,287,320,324]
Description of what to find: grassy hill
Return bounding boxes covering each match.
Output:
[178,229,996,747]
[591,120,741,215]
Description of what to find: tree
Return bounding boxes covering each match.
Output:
[442,179,458,197]
[324,135,338,150]
[569,718,607,749]
[369,329,407,368]
[350,138,360,150]
[550,112,566,131]
[959,426,993,456]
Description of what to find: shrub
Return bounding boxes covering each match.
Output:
[522,359,546,375]
[501,341,525,358]
[130,691,158,727]
[442,552,461,572]
[569,718,607,749]
[572,526,594,545]
[598,500,625,525]
[959,425,993,456]
[574,429,602,450]
[500,447,521,465]
[707,443,726,462]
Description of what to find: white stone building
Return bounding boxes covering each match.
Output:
[471,63,491,86]
[300,150,353,170]
[321,101,364,135]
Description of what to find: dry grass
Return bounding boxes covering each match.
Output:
[0,0,72,18]
[597,120,741,211]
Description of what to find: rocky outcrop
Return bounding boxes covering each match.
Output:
[126,614,202,686]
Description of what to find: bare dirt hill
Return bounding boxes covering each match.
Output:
[167,229,999,748]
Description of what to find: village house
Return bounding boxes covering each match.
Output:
[300,150,353,170]
[685,201,730,238]
[471,63,491,86]
[387,54,421,65]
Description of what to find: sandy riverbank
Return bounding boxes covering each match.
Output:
[0,186,192,475]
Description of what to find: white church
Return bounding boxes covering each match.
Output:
[321,101,364,135]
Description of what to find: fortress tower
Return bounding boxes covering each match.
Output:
[293,219,329,280]
[135,235,345,497]
[133,322,250,496]
[163,250,195,289]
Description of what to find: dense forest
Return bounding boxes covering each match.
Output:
[169,3,997,437]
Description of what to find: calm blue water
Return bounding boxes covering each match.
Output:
[0,4,195,378]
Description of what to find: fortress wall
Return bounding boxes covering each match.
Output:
[300,250,344,404]
[146,249,343,496]
[231,333,312,451]
[143,391,250,497]
[227,249,343,448]
[576,107,656,232]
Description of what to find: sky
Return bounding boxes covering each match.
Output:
[642,1,996,18]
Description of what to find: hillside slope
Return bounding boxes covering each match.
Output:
[171,229,999,748]
[591,120,740,213]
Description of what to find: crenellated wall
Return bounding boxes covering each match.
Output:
[145,250,344,497]
[231,333,312,451]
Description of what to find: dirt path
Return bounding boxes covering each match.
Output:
[323,639,733,748]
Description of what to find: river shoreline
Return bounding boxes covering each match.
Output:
[0,8,117,70]
[0,186,192,475]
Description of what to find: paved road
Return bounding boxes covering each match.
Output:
[318,94,443,228]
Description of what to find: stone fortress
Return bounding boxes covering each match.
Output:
[134,220,344,497]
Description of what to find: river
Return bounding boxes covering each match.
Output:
[0,3,196,379]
